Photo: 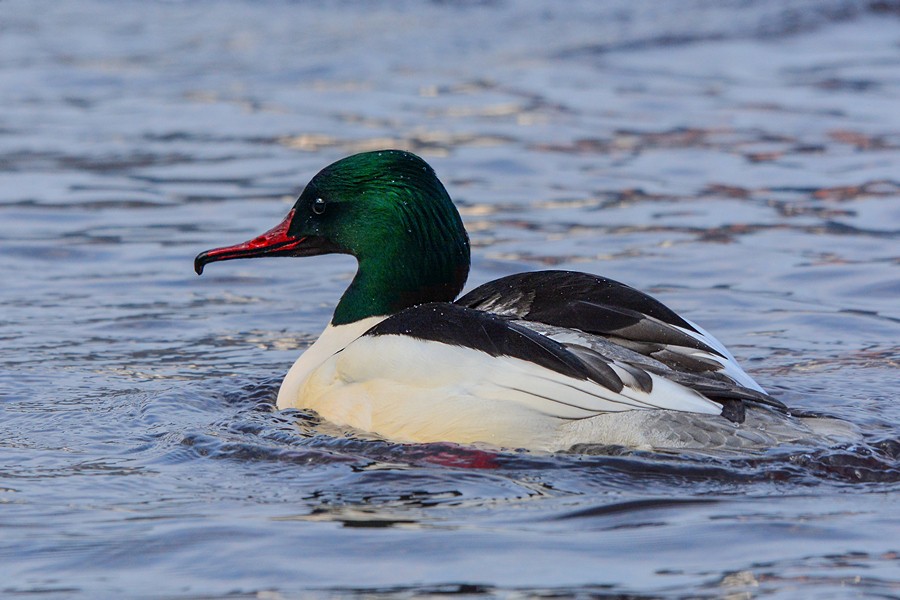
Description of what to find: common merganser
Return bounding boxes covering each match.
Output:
[195,150,845,452]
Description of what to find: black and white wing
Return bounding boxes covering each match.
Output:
[456,270,786,421]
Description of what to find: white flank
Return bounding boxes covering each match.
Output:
[294,334,723,450]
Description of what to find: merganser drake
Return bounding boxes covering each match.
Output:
[195,150,848,452]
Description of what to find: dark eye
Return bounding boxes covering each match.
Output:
[312,198,326,215]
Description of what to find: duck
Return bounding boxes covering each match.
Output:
[195,149,851,452]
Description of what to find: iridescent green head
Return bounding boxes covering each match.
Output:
[195,150,471,325]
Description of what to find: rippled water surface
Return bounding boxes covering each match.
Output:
[2,1,899,598]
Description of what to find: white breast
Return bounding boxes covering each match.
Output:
[276,316,385,409]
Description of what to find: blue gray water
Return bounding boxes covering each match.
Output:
[1,1,899,598]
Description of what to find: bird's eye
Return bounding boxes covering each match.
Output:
[312,198,326,215]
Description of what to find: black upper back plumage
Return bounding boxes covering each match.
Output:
[456,271,724,356]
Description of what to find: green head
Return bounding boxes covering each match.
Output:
[195,150,471,325]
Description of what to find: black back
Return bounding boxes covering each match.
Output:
[457,271,723,356]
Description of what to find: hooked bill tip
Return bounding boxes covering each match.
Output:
[194,252,208,275]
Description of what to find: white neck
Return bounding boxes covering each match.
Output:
[276,316,385,409]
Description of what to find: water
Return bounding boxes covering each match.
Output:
[1,1,899,597]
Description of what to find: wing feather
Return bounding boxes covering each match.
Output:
[457,270,785,418]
